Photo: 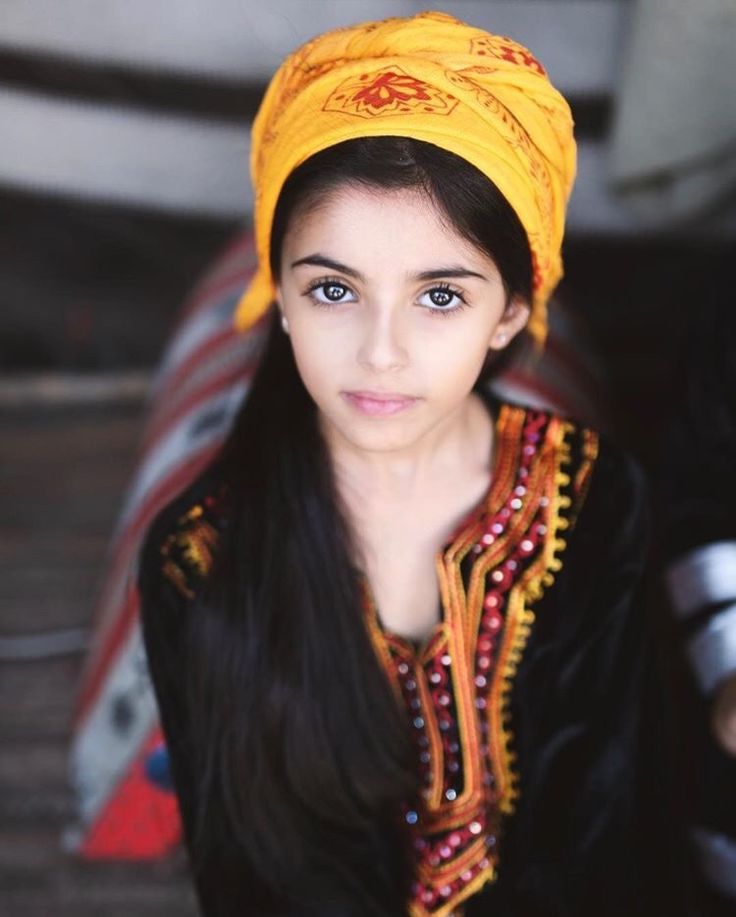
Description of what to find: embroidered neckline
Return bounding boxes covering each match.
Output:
[363,388,506,658]
[360,399,600,917]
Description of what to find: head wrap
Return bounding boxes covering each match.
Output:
[234,9,576,348]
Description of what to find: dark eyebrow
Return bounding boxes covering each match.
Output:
[290,255,365,281]
[290,254,489,283]
[414,267,489,282]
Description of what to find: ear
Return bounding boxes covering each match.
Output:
[487,295,531,350]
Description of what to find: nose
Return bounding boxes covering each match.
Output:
[356,303,409,373]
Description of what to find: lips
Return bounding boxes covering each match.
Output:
[346,390,416,401]
[342,390,419,417]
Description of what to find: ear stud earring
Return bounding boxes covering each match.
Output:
[280,314,290,334]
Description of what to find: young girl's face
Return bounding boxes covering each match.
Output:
[276,185,529,456]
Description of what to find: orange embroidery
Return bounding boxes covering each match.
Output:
[159,493,226,599]
[362,404,599,917]
[323,66,459,118]
[470,36,546,75]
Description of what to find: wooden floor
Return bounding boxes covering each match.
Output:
[0,398,198,915]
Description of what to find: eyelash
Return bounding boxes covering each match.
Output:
[302,277,470,317]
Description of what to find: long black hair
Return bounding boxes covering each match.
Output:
[179,137,532,913]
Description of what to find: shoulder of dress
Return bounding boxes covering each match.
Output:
[540,407,649,533]
[497,398,602,521]
[141,467,231,603]
[554,412,602,519]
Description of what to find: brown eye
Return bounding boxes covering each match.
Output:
[429,288,453,307]
[418,284,469,316]
[323,283,348,301]
[305,278,356,306]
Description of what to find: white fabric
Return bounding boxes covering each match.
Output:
[687,601,736,695]
[666,541,736,619]
[608,0,736,224]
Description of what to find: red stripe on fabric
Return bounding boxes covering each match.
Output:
[181,232,251,295]
[79,726,182,859]
[143,326,240,429]
[141,362,252,455]
[143,310,270,447]
[177,236,255,323]
[178,267,253,324]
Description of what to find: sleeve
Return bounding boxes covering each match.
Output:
[488,434,693,917]
[136,508,302,917]
[657,294,736,891]
[658,293,736,696]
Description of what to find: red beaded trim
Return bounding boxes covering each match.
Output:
[363,404,599,917]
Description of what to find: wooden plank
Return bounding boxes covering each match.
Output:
[0,568,107,634]
[0,658,83,739]
[0,85,247,217]
[0,738,70,790]
[1,834,197,914]
[0,0,627,94]
[0,371,152,407]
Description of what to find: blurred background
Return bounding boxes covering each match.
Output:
[1,1,734,914]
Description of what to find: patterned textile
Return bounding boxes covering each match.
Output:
[234,9,576,348]
[65,233,262,857]
[65,228,606,860]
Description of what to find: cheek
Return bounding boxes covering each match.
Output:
[288,331,342,395]
[420,320,493,375]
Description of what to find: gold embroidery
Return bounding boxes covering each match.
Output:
[159,501,221,599]
[363,405,600,917]
[161,558,195,601]
[573,427,599,520]
[490,418,599,819]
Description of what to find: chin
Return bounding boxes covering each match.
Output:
[349,422,430,455]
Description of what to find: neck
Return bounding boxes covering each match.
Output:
[322,389,495,506]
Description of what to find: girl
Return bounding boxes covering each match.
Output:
[137,11,659,917]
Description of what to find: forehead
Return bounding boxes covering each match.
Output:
[283,184,490,267]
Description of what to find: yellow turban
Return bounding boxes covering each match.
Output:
[233,9,576,348]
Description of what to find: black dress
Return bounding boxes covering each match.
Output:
[136,388,684,917]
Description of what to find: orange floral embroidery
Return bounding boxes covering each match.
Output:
[353,71,431,108]
[323,66,458,118]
